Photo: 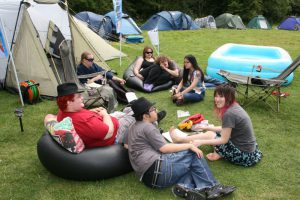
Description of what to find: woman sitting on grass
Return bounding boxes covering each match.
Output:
[172,55,205,106]
[140,55,180,91]
[170,84,262,167]
[133,46,155,80]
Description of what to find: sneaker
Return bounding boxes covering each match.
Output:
[148,84,154,91]
[159,128,164,134]
[143,83,154,91]
[172,184,189,198]
[186,189,206,200]
[206,184,236,199]
[157,110,166,123]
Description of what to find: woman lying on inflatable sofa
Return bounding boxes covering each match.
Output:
[139,55,180,92]
[133,46,156,80]
[52,82,166,148]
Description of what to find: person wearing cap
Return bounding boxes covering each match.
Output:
[55,83,166,148]
[77,51,127,111]
[126,97,236,200]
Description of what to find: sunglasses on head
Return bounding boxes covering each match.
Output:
[145,51,153,54]
[86,58,94,62]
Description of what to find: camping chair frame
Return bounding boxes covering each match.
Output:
[77,72,109,109]
[218,55,300,112]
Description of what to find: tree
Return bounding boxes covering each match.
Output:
[262,0,291,23]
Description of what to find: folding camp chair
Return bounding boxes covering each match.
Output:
[218,55,300,112]
[77,72,109,109]
[59,40,107,109]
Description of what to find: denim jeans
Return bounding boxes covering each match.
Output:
[154,150,219,190]
[182,90,205,103]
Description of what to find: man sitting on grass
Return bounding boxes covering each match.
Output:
[125,97,236,200]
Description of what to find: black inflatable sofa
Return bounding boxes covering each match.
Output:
[123,57,175,93]
[37,133,133,180]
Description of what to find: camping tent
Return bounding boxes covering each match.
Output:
[0,0,125,96]
[76,11,142,41]
[75,11,104,33]
[194,15,216,28]
[141,11,199,31]
[278,16,300,31]
[215,13,246,29]
[247,15,272,29]
[104,11,142,35]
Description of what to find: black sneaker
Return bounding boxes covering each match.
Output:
[186,189,206,200]
[159,128,164,134]
[157,110,166,123]
[171,184,189,198]
[206,184,236,199]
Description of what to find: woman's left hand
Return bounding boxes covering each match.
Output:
[119,78,126,85]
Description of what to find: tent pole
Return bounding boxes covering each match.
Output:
[119,33,122,67]
[4,0,24,87]
[0,18,24,106]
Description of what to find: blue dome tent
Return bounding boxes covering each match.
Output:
[278,16,300,31]
[141,11,199,31]
[75,11,142,41]
[75,11,104,33]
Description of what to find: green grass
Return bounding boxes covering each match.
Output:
[1,28,300,200]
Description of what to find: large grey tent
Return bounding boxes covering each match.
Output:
[0,0,125,97]
[215,13,246,29]
[141,11,199,31]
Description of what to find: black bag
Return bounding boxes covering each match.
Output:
[108,80,130,104]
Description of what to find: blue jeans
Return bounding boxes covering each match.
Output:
[154,150,219,190]
[182,90,205,103]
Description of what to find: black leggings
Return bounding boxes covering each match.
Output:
[140,65,172,86]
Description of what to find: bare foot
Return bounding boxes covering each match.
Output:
[169,128,185,143]
[206,152,222,161]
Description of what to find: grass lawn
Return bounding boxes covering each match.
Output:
[0,28,299,200]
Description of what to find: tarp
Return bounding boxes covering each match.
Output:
[278,16,300,31]
[247,15,272,29]
[215,13,246,29]
[141,11,199,31]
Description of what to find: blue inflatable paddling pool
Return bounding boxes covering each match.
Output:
[206,43,293,85]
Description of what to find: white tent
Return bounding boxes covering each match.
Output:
[0,0,125,97]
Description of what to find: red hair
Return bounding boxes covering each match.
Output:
[56,94,75,111]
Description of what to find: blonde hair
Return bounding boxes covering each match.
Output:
[80,51,92,63]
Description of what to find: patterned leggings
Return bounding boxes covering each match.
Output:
[214,134,262,167]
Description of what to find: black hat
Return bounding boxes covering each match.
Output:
[131,97,155,117]
[57,82,84,97]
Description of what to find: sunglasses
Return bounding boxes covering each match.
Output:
[145,51,153,54]
[86,58,94,62]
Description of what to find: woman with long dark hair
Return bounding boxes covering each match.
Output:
[172,55,205,105]
[170,84,263,167]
